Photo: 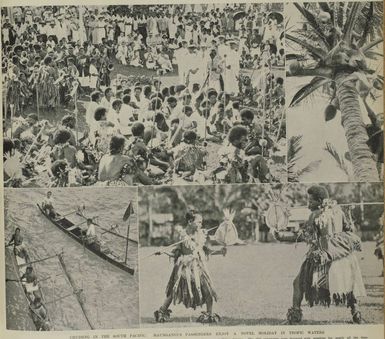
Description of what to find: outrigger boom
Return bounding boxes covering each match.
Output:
[18,253,62,268]
[58,253,94,329]
[75,207,138,245]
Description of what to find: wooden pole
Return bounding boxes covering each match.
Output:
[204,68,210,143]
[17,253,59,268]
[46,292,75,304]
[58,253,94,329]
[223,55,226,136]
[359,184,364,230]
[74,87,79,145]
[275,104,285,143]
[142,225,220,260]
[76,211,134,241]
[9,104,14,138]
[261,74,266,156]
[150,73,160,149]
[56,210,78,219]
[4,80,7,136]
[124,216,130,264]
[269,63,273,138]
[52,276,55,313]
[36,86,40,121]
[148,196,153,246]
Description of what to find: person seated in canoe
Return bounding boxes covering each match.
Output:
[7,227,26,257]
[41,191,56,218]
[84,218,99,247]
[31,297,50,331]
[20,266,39,300]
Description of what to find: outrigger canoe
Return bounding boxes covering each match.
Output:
[6,247,51,331]
[37,204,135,275]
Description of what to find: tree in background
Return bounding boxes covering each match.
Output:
[287,2,383,181]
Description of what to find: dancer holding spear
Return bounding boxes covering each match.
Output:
[153,209,229,324]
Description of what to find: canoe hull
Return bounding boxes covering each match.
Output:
[5,248,36,330]
[37,204,134,275]
[6,247,51,331]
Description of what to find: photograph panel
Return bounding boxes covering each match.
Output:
[4,187,139,330]
[3,3,286,187]
[285,1,383,182]
[138,183,383,326]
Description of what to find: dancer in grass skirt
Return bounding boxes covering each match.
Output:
[274,185,366,324]
[37,56,59,110]
[154,210,225,323]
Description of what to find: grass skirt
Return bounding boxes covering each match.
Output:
[166,255,217,309]
[299,232,366,307]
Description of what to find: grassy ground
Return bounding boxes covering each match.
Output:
[139,241,383,327]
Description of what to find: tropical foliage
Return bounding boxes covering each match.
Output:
[287,2,383,181]
[324,142,353,179]
[139,182,383,244]
[288,135,321,182]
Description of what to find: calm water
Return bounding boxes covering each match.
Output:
[5,187,139,330]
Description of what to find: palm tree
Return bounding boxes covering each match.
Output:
[286,2,383,181]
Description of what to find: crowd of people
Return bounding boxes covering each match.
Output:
[2,4,286,187]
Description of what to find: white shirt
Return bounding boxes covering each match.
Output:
[86,101,99,127]
[101,97,113,110]
[119,104,134,126]
[43,196,53,206]
[86,223,96,237]
[107,109,120,127]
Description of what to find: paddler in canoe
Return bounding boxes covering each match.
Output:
[83,218,101,249]
[7,227,28,258]
[31,297,50,331]
[20,266,40,300]
[41,191,57,218]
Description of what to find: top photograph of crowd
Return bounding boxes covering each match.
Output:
[3,1,383,187]
[2,3,286,188]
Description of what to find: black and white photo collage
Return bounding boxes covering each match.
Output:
[2,1,384,332]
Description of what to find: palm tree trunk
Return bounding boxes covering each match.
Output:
[336,73,379,181]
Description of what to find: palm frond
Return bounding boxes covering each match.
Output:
[324,142,350,176]
[286,33,328,60]
[288,144,301,182]
[285,17,290,30]
[293,3,331,49]
[288,135,321,182]
[358,2,374,47]
[362,38,384,54]
[364,50,383,60]
[343,2,365,43]
[287,135,303,163]
[337,2,345,28]
[289,77,332,107]
[296,160,321,178]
